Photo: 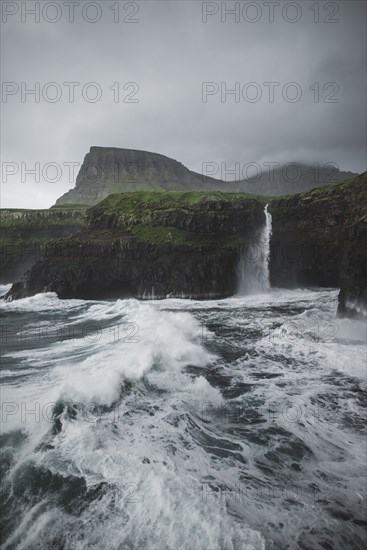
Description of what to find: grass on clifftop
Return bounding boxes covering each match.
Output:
[50,204,90,210]
[131,225,196,245]
[130,224,249,247]
[0,215,85,230]
[1,205,88,213]
[91,190,273,217]
[268,172,367,227]
[88,191,267,247]
[271,172,366,204]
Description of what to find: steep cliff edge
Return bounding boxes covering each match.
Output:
[338,217,367,316]
[6,175,365,309]
[7,192,267,300]
[0,207,86,283]
[269,172,367,316]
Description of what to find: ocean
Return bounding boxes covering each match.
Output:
[0,284,366,550]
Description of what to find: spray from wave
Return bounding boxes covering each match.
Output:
[1,285,365,549]
[0,294,266,550]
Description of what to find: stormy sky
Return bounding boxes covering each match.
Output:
[1,0,366,208]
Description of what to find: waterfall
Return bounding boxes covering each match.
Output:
[237,204,272,295]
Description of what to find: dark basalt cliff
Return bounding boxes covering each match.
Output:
[7,192,266,301]
[338,218,367,317]
[5,174,366,314]
[0,208,86,283]
[269,172,367,316]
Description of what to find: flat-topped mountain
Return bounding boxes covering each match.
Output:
[54,147,358,206]
[54,147,223,206]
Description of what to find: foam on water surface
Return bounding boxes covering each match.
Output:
[1,288,366,549]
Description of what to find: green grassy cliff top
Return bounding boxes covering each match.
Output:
[270,171,366,205]
[90,190,273,216]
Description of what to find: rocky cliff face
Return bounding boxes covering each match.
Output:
[6,175,365,312]
[54,147,358,207]
[269,172,367,316]
[0,208,86,283]
[7,192,266,300]
[338,218,367,316]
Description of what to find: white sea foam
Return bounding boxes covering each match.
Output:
[0,292,88,311]
[1,288,365,550]
[0,283,12,297]
[1,299,216,428]
[1,295,265,550]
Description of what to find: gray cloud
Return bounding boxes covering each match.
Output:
[1,0,366,207]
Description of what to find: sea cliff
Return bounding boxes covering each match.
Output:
[5,174,366,316]
[6,192,267,300]
[269,171,367,316]
[0,207,86,283]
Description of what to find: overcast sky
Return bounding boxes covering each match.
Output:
[1,0,366,208]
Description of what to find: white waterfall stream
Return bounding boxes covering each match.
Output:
[237,204,272,295]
